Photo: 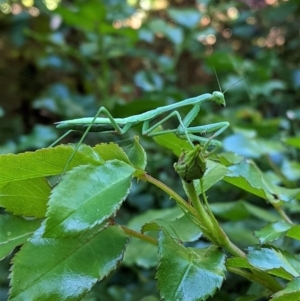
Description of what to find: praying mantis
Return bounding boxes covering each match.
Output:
[52,90,230,174]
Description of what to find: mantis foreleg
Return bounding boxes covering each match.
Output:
[181,121,230,155]
[142,110,194,146]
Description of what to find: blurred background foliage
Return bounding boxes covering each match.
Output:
[0,0,300,300]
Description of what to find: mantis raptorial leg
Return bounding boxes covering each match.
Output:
[51,91,230,175]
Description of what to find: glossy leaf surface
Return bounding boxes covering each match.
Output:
[247,247,300,280]
[9,225,128,301]
[157,229,226,301]
[44,160,134,237]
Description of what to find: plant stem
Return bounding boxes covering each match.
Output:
[183,180,214,232]
[121,226,157,245]
[139,173,197,216]
[274,205,294,224]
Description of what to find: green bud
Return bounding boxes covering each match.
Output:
[174,145,207,182]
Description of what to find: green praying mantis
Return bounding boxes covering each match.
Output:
[51,90,230,174]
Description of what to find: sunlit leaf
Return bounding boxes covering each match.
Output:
[0,177,50,218]
[286,225,300,241]
[44,160,134,237]
[93,142,131,165]
[0,145,103,186]
[123,136,147,170]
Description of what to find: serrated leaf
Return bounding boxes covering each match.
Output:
[286,225,300,241]
[142,214,202,242]
[157,229,226,301]
[9,225,128,301]
[247,247,300,280]
[224,161,300,203]
[0,145,103,186]
[124,136,147,170]
[93,142,131,165]
[0,178,50,218]
[224,161,272,200]
[254,221,292,244]
[44,160,134,237]
[0,215,41,260]
[271,278,300,301]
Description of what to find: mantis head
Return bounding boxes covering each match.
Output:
[212,91,226,107]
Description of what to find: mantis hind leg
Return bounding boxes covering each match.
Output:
[54,106,133,178]
[49,130,75,147]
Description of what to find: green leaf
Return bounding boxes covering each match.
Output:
[224,161,271,200]
[285,136,300,149]
[254,221,292,244]
[142,214,202,242]
[93,137,147,170]
[123,136,147,170]
[194,160,227,193]
[56,0,106,32]
[210,200,278,222]
[123,208,183,268]
[93,142,131,165]
[9,225,128,301]
[44,160,134,237]
[286,225,300,241]
[127,207,183,231]
[167,8,201,28]
[224,161,300,203]
[153,130,192,157]
[0,215,41,260]
[123,237,158,269]
[0,145,103,186]
[0,177,50,218]
[223,134,285,158]
[226,257,253,270]
[222,221,259,246]
[157,229,226,301]
[271,278,300,301]
[247,247,300,280]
